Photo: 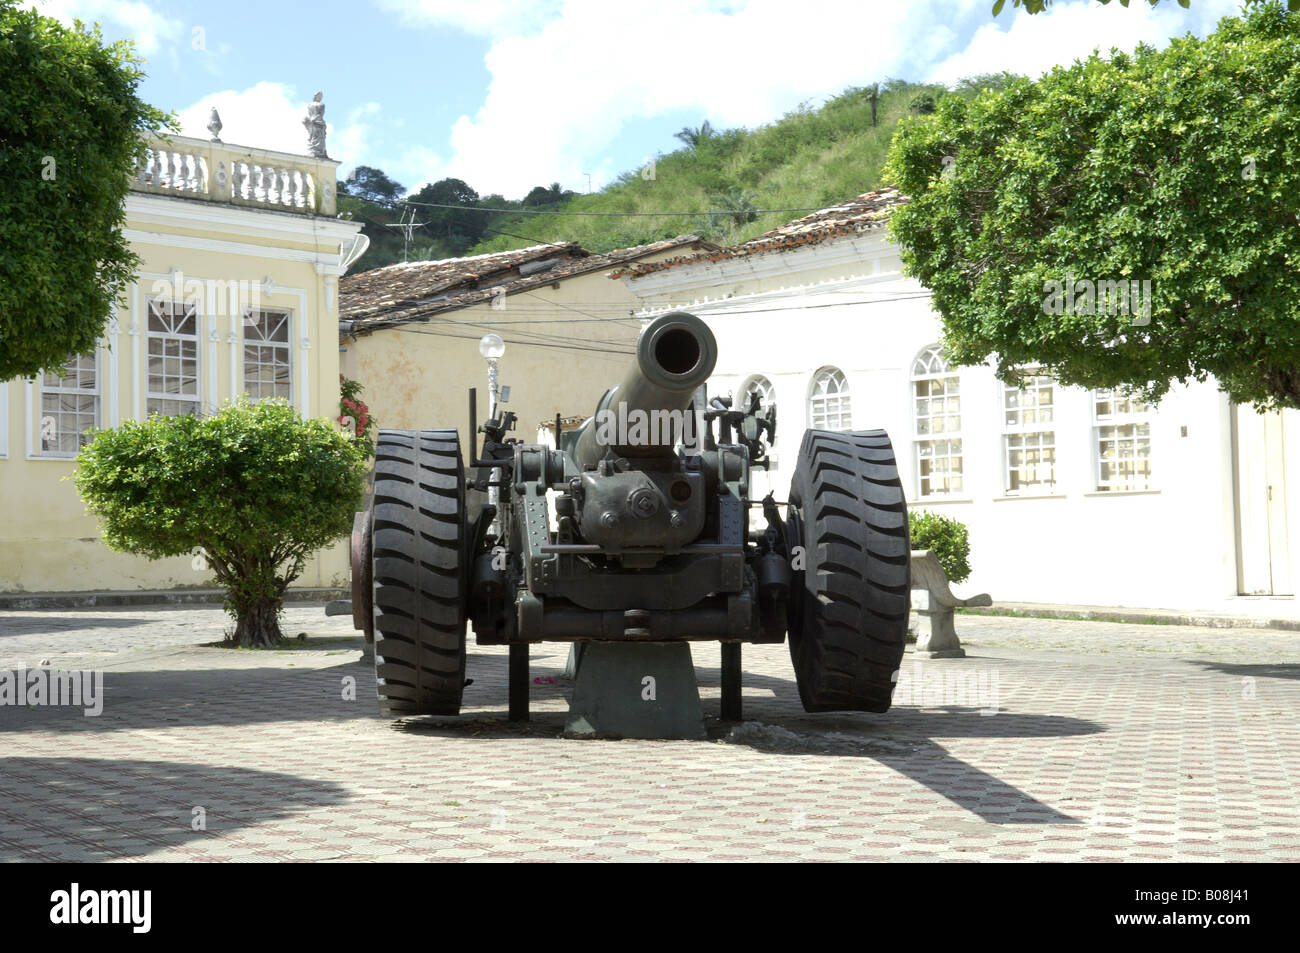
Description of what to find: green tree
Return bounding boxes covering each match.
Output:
[409,176,487,250]
[340,165,406,205]
[909,511,972,584]
[674,120,715,149]
[993,0,1187,14]
[74,398,367,647]
[993,0,1298,15]
[522,181,574,208]
[884,2,1300,409]
[0,1,171,382]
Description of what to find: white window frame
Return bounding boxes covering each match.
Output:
[912,345,963,499]
[809,367,851,432]
[242,308,294,403]
[1001,371,1057,495]
[145,297,202,418]
[1092,387,1154,491]
[38,350,101,458]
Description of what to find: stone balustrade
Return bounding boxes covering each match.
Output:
[131,133,339,216]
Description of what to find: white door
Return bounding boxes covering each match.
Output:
[1236,407,1292,595]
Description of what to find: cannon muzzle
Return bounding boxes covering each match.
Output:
[573,311,717,467]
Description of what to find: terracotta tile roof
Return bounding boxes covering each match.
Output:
[609,187,908,280]
[340,235,716,333]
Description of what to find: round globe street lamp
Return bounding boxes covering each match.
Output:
[479,334,506,522]
[479,333,505,419]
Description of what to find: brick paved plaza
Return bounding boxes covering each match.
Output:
[0,605,1297,862]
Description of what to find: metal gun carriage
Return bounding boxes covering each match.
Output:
[350,311,912,719]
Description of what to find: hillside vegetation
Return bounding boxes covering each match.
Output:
[341,77,1016,271]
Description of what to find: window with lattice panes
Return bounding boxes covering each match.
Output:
[1093,388,1153,491]
[912,345,963,497]
[809,367,850,431]
[243,309,292,402]
[146,299,201,417]
[1002,373,1057,494]
[40,352,99,456]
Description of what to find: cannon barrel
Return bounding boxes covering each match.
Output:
[572,311,717,467]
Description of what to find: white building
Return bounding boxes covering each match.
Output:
[617,189,1297,617]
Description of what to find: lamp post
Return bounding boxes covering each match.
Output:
[479,333,505,418]
[479,334,506,520]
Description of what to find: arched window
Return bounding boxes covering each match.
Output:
[742,374,774,412]
[911,345,962,497]
[808,367,851,431]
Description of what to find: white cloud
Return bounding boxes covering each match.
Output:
[927,0,1243,84]
[429,0,976,195]
[27,0,183,56]
[375,0,562,37]
[176,82,316,154]
[336,101,383,170]
[365,0,1245,198]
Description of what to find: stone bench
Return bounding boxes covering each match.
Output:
[910,549,992,659]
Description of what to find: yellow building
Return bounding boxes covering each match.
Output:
[0,129,365,593]
[338,237,715,453]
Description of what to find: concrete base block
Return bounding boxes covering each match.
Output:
[324,599,353,617]
[564,641,706,740]
[912,604,967,659]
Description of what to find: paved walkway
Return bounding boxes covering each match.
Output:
[0,606,1297,861]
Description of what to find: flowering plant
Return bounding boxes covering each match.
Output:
[338,374,376,458]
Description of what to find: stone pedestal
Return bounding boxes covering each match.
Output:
[911,589,967,659]
[564,641,706,739]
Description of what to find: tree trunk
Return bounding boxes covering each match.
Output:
[232,596,285,648]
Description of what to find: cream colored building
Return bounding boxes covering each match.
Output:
[338,237,715,454]
[0,130,365,593]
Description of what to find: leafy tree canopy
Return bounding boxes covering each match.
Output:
[340,164,407,205]
[74,398,367,647]
[0,0,171,381]
[884,2,1300,409]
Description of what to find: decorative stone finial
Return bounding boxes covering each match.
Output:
[303,91,328,159]
[207,107,223,142]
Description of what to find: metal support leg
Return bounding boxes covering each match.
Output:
[720,641,742,722]
[508,642,529,722]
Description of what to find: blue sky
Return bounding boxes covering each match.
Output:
[31,0,1244,199]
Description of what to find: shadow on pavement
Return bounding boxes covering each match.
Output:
[396,653,1099,825]
[0,614,159,636]
[0,757,349,861]
[1188,659,1300,682]
[0,647,1099,826]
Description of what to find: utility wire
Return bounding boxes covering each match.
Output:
[385,323,634,356]
[394,199,837,217]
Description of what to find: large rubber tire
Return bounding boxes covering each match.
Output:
[787,429,911,713]
[371,429,468,716]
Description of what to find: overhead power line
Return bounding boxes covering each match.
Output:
[393,199,834,217]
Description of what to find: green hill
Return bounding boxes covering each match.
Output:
[340,76,1017,271]
[466,77,1014,256]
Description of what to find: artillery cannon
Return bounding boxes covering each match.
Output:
[350,311,911,720]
